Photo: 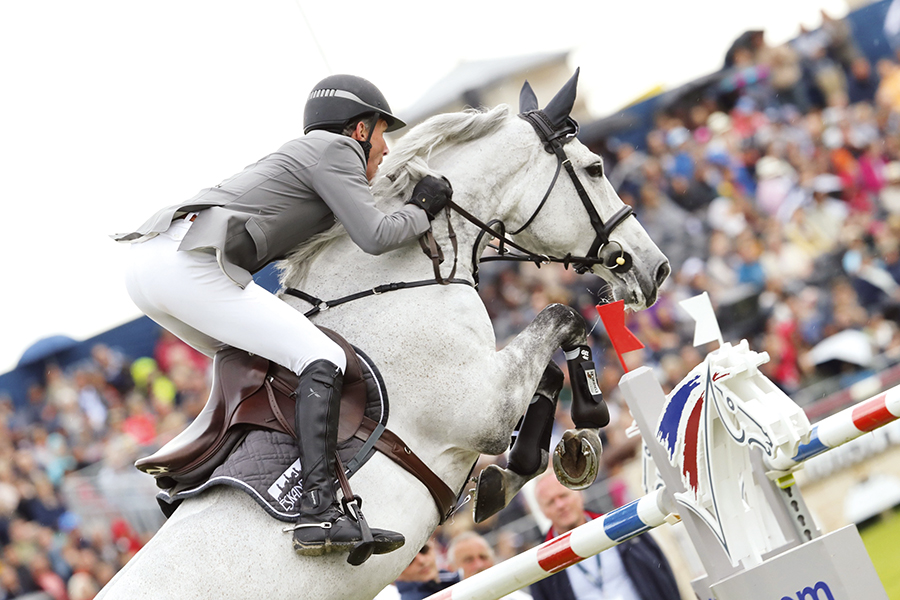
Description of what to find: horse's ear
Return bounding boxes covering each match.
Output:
[543,67,580,128]
[519,81,540,114]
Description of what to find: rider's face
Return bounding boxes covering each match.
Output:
[355,118,389,182]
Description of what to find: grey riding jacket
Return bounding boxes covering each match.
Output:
[113,130,430,287]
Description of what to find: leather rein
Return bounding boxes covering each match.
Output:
[415,109,636,286]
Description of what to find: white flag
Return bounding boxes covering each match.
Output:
[679,292,723,348]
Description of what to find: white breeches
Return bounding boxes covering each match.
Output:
[124,217,346,376]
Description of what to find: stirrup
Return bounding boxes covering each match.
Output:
[336,453,405,565]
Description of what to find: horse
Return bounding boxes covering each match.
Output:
[96,71,669,600]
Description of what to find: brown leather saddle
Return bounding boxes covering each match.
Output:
[135,327,458,522]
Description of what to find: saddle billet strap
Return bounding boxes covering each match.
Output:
[264,379,293,434]
[284,277,473,318]
[354,416,457,523]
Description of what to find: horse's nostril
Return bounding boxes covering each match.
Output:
[656,261,671,287]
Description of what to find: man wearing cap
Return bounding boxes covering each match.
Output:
[113,74,452,563]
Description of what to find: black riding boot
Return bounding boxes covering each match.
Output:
[290,359,404,563]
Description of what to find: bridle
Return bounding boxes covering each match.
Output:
[429,109,636,285]
[286,109,638,313]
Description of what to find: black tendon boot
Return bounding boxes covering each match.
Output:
[290,360,404,563]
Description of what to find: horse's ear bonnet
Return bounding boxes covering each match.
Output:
[515,67,636,275]
[518,68,580,150]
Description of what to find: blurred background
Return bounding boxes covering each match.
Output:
[5,0,900,598]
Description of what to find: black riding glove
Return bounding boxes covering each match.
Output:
[406,175,453,220]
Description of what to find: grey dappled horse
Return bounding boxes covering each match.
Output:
[97,72,669,600]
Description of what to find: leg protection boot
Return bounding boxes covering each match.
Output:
[290,359,404,562]
[473,393,556,523]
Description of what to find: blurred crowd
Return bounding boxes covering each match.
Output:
[0,336,212,599]
[485,10,900,404]
[5,8,900,599]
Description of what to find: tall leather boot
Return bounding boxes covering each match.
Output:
[290,359,404,563]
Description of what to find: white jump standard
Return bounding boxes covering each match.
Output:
[430,296,892,600]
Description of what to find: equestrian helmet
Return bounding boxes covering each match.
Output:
[303,74,406,134]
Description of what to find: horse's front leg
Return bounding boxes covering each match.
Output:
[473,360,563,522]
[496,303,609,433]
[473,304,609,517]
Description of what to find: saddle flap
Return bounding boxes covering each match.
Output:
[136,327,369,478]
[135,348,269,473]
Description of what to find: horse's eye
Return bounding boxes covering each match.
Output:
[586,162,604,178]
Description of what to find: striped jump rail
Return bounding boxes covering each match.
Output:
[423,489,671,600]
[767,383,900,472]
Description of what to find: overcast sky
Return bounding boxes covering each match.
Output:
[0,0,850,373]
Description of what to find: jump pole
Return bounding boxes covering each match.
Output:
[767,382,900,471]
[422,489,672,600]
[425,377,899,600]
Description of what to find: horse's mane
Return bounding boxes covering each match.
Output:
[278,104,511,286]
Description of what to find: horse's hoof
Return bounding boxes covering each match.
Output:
[473,451,549,523]
[552,429,602,490]
[371,531,405,555]
[473,465,508,523]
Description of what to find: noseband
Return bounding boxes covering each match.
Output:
[441,110,635,284]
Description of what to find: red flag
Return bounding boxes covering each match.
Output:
[596,301,644,372]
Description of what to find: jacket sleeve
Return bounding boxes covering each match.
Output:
[310,137,430,255]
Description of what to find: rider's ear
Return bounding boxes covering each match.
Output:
[351,120,368,142]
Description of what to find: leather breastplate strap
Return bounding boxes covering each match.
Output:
[354,417,458,523]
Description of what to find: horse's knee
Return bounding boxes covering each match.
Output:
[536,303,587,349]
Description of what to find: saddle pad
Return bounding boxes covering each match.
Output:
[155,348,388,521]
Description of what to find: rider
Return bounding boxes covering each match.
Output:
[114,74,452,562]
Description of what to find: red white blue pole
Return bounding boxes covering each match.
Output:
[767,383,900,472]
[423,489,671,600]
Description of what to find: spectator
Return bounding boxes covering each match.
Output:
[446,531,531,599]
[529,473,681,600]
[391,538,460,600]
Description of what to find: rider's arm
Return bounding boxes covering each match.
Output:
[311,137,430,255]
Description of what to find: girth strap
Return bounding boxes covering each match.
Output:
[354,416,458,523]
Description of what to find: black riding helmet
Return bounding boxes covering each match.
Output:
[303,74,406,134]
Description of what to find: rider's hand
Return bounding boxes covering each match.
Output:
[406,175,453,220]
